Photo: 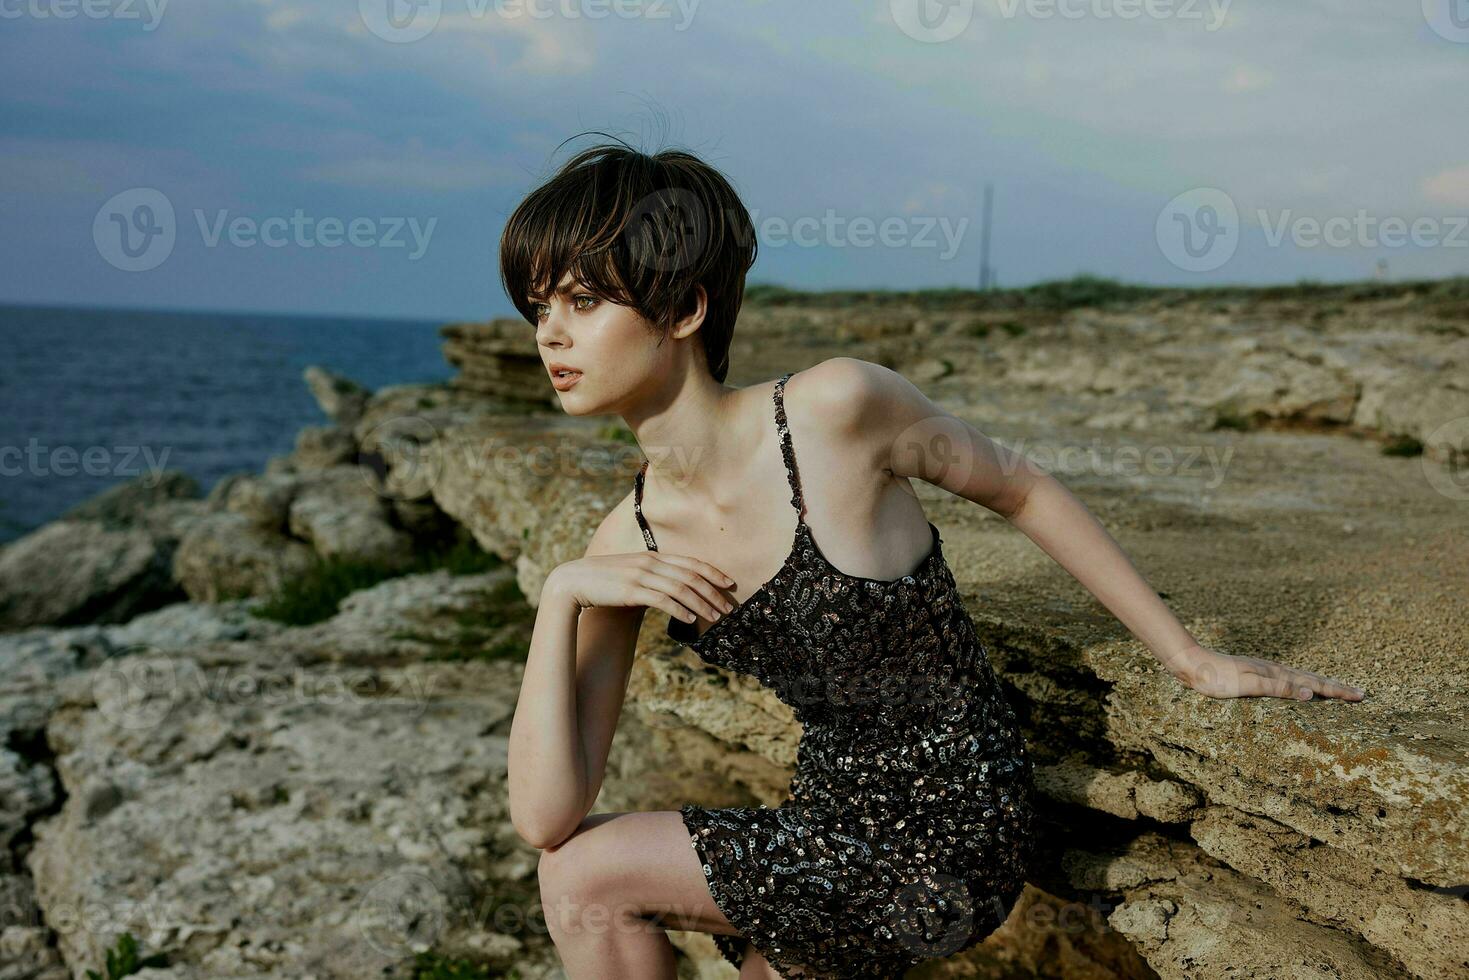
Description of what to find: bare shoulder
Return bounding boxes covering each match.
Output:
[784,356,925,421]
[586,485,647,559]
[782,357,936,468]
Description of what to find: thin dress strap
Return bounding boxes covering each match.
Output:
[633,457,658,551]
[773,371,806,525]
[633,371,806,553]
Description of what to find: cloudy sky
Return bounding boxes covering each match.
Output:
[2,0,1467,321]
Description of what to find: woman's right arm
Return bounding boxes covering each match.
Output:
[506,495,734,850]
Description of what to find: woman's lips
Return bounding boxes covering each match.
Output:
[551,370,584,391]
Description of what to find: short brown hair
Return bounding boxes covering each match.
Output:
[499,137,758,383]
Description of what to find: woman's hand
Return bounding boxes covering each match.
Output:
[544,551,736,626]
[1167,644,1366,701]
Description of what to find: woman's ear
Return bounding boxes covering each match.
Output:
[671,284,709,340]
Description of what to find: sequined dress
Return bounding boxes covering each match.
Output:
[632,372,1036,979]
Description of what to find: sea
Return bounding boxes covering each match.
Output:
[0,303,458,545]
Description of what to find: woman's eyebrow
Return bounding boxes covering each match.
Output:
[532,281,594,302]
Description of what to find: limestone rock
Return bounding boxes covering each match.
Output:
[0,521,181,630]
[222,472,302,531]
[1189,805,1468,979]
[26,571,554,979]
[172,512,319,602]
[287,424,358,471]
[1068,833,1413,979]
[304,366,370,429]
[58,470,201,525]
[285,466,416,569]
[439,319,555,404]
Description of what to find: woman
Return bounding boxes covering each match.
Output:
[504,140,1365,980]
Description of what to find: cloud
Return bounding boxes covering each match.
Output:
[435,10,597,75]
[1422,165,1469,209]
[337,8,599,76]
[1222,64,1273,93]
[262,5,307,32]
[901,181,969,215]
[298,137,519,191]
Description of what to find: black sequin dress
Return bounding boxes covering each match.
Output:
[633,372,1036,979]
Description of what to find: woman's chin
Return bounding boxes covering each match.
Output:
[555,392,597,416]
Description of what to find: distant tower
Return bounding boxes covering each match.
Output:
[979,182,995,291]
[1375,258,1389,280]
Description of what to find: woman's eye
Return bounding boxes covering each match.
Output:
[529,296,594,320]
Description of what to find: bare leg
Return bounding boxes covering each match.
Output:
[538,810,785,980]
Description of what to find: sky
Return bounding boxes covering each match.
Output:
[1,0,1467,322]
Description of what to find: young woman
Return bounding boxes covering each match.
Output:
[503,141,1366,980]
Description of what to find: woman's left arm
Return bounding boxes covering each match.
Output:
[819,357,1364,703]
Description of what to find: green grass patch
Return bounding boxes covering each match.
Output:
[1212,411,1253,431]
[86,921,517,979]
[410,950,514,979]
[1381,434,1425,457]
[742,274,1469,319]
[86,933,168,979]
[410,579,538,664]
[252,533,504,627]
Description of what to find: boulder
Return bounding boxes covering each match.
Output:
[23,571,554,979]
[172,512,319,602]
[303,366,370,429]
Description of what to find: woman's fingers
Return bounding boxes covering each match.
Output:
[656,553,736,591]
[1254,667,1310,700]
[1186,651,1367,702]
[1322,675,1366,700]
[1281,667,1365,701]
[637,586,702,625]
[1247,660,1365,702]
[638,557,735,624]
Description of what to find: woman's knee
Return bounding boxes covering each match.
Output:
[537,830,632,939]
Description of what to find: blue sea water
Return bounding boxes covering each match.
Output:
[0,304,457,544]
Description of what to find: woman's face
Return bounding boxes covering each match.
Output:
[531,271,665,416]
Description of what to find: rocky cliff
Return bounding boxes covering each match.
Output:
[1,278,1465,979]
